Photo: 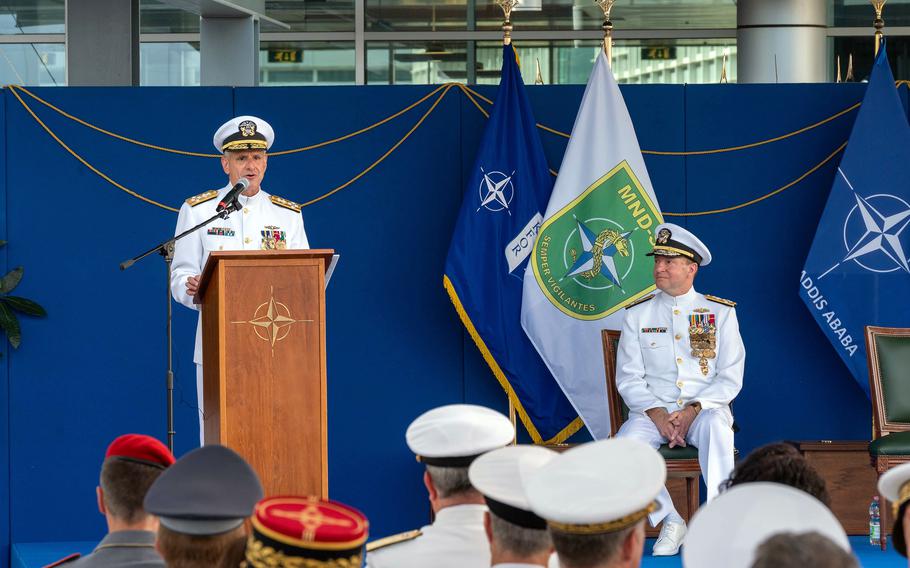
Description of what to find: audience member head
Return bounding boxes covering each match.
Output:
[144,444,263,568]
[683,482,850,568]
[525,438,667,568]
[406,404,514,513]
[750,531,858,568]
[877,461,910,557]
[245,496,368,567]
[98,433,175,532]
[721,442,830,506]
[469,445,558,566]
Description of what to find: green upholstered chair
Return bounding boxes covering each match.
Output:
[866,325,910,550]
[601,329,701,521]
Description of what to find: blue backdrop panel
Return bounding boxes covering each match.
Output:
[0,83,892,563]
[234,86,471,535]
[6,87,233,544]
[0,86,10,568]
[683,83,869,450]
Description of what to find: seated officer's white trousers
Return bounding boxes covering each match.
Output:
[615,407,735,526]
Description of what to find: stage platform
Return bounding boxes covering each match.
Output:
[9,536,906,567]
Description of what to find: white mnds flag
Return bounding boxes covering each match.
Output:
[520,51,663,439]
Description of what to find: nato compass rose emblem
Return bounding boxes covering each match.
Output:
[819,168,910,279]
[231,286,313,356]
[477,167,515,215]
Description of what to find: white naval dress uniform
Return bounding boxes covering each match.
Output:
[169,183,309,443]
[365,505,490,568]
[615,287,744,526]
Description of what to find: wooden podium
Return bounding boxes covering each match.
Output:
[195,249,334,498]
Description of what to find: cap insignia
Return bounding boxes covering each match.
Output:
[656,228,671,245]
[239,120,257,137]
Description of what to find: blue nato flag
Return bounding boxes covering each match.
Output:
[800,41,910,397]
[443,44,581,443]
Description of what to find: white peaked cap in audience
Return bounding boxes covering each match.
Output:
[469,445,559,529]
[524,438,667,532]
[878,461,910,555]
[683,482,850,568]
[406,404,514,467]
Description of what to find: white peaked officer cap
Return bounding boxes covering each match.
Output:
[683,482,850,568]
[647,222,713,266]
[879,461,910,556]
[213,115,275,152]
[406,404,515,467]
[524,438,667,532]
[469,445,559,529]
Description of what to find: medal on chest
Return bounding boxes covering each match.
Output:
[688,312,716,376]
[261,226,287,250]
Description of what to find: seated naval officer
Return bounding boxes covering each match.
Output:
[169,115,309,444]
[50,434,176,568]
[683,482,853,568]
[468,445,558,568]
[878,461,910,560]
[615,222,745,556]
[143,445,264,568]
[244,496,368,568]
[524,438,668,568]
[365,404,515,568]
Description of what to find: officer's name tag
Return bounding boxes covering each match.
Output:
[641,327,667,333]
[207,227,235,237]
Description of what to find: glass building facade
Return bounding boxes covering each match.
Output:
[0,0,906,86]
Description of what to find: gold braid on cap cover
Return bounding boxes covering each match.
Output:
[243,537,362,568]
[547,502,656,534]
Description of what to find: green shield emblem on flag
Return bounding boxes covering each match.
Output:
[531,161,663,320]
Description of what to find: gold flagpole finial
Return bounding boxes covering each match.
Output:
[535,57,544,84]
[720,52,728,84]
[836,55,842,83]
[595,0,617,66]
[872,0,887,56]
[846,53,855,82]
[496,0,520,46]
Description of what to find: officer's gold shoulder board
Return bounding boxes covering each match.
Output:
[41,553,81,568]
[270,195,302,213]
[625,294,655,310]
[185,190,218,207]
[705,294,736,308]
[365,530,422,552]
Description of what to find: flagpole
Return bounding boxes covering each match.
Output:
[872,0,887,56]
[596,0,617,67]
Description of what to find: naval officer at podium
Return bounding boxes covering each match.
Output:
[169,116,310,444]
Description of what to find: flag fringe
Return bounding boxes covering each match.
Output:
[443,274,585,445]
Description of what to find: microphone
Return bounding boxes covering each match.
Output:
[216,178,250,213]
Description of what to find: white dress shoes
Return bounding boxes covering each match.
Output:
[652,520,687,556]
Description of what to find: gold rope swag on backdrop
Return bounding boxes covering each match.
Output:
[7,78,897,215]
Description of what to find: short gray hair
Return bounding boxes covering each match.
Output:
[751,532,858,568]
[549,524,639,568]
[426,465,474,498]
[489,512,552,558]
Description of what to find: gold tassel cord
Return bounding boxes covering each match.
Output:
[299,84,457,208]
[10,82,453,158]
[460,84,861,156]
[7,85,180,212]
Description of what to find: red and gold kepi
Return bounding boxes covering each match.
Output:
[245,496,369,567]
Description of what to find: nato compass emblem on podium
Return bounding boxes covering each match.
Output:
[819,168,910,279]
[531,161,661,320]
[231,286,313,356]
[477,167,515,214]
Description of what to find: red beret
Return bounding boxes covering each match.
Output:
[247,496,368,565]
[106,434,175,469]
